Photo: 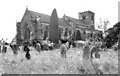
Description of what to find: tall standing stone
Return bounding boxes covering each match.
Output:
[49,8,59,43]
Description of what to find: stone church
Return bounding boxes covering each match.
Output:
[16,7,101,44]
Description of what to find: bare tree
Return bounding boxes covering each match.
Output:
[97,18,110,33]
[103,19,109,33]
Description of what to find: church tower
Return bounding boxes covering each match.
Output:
[78,11,95,29]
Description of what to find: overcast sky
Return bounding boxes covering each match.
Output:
[0,0,119,42]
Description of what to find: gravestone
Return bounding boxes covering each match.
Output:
[60,44,67,58]
[83,44,90,60]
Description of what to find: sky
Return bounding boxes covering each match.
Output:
[0,0,119,42]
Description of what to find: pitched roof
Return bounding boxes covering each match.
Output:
[63,15,89,27]
[28,10,50,23]
[28,10,71,27]
[59,18,71,27]
[24,9,93,29]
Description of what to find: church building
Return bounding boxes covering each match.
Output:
[16,7,101,44]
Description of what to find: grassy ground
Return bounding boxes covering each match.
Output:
[1,46,118,74]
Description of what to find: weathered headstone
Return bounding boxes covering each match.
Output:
[24,46,31,60]
[2,45,7,53]
[83,44,90,60]
[91,46,100,58]
[36,43,41,52]
[60,44,67,58]
[49,8,59,44]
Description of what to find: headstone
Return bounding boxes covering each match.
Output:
[26,51,31,60]
[2,45,7,53]
[49,8,59,44]
[24,46,31,60]
[95,52,100,58]
[36,43,41,52]
[83,45,90,60]
[91,46,100,58]
[60,44,67,58]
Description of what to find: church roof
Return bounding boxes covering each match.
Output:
[22,9,94,28]
[28,10,50,23]
[28,10,71,27]
[59,18,71,27]
[63,15,90,28]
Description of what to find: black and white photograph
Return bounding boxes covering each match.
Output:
[0,0,119,75]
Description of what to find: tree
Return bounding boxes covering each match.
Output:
[103,22,120,48]
[97,18,110,33]
[49,8,59,44]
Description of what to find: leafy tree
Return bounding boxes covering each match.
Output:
[103,22,120,48]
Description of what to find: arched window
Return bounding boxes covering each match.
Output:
[82,15,86,20]
[76,30,81,40]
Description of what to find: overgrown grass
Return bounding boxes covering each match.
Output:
[1,46,118,74]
